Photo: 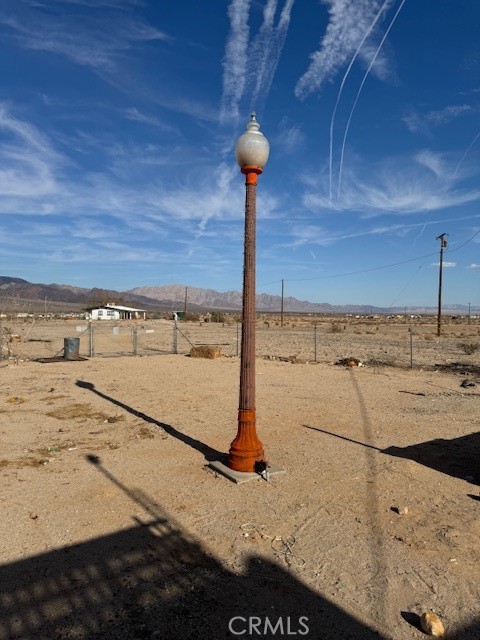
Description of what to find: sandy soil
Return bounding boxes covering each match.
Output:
[0,343,479,639]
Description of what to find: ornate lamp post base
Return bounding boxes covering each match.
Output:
[228,408,265,472]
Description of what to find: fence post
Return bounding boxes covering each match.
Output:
[173,318,178,354]
[132,325,138,356]
[89,321,94,358]
[0,321,2,361]
[313,322,317,363]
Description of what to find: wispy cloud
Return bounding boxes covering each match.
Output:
[274,117,305,152]
[295,0,396,100]
[221,0,295,123]
[403,103,475,134]
[0,0,169,107]
[2,1,218,125]
[122,108,163,128]
[415,150,448,179]
[0,105,280,272]
[285,221,415,248]
[0,103,62,199]
[302,151,480,215]
[431,261,456,268]
[47,1,144,7]
[468,263,480,269]
[402,108,425,134]
[426,104,473,125]
[0,7,167,76]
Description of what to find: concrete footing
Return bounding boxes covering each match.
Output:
[208,460,285,484]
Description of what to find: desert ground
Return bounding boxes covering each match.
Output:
[0,318,479,639]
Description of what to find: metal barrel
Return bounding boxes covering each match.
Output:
[64,337,80,360]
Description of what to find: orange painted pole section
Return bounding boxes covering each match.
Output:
[228,165,266,472]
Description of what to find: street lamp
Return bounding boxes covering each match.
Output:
[228,113,270,473]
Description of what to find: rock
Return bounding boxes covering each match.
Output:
[420,611,445,637]
[391,505,409,515]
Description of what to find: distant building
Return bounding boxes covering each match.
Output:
[85,303,146,321]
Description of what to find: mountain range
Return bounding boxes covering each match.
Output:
[0,276,476,315]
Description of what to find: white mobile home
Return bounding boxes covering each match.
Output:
[85,304,146,321]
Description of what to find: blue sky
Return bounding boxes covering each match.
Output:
[0,0,479,308]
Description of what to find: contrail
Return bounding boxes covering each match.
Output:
[220,0,294,123]
[328,0,392,202]
[337,0,407,199]
[220,0,251,123]
[453,128,480,180]
[250,0,295,111]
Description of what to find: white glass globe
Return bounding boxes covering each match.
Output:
[235,113,270,169]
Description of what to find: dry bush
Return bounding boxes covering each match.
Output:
[330,322,342,333]
[459,342,479,355]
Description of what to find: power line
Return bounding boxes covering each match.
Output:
[277,250,438,284]
[388,265,422,308]
[257,229,479,288]
[445,229,480,253]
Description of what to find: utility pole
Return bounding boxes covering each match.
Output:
[184,286,188,316]
[436,233,447,337]
[468,302,471,324]
[280,279,284,327]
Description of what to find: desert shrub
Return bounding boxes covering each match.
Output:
[330,322,342,333]
[459,342,480,355]
[424,334,434,341]
[210,311,225,323]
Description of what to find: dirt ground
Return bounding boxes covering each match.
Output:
[1,339,479,639]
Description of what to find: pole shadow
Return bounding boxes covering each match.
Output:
[75,380,225,463]
[383,432,480,486]
[304,426,480,486]
[1,455,395,640]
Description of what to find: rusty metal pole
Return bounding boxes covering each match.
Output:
[228,113,269,473]
[228,167,265,471]
[436,233,447,337]
[281,278,284,327]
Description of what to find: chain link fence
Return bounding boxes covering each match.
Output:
[1,317,479,369]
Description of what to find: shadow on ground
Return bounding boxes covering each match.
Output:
[305,426,479,486]
[384,431,480,486]
[75,379,225,462]
[2,457,387,640]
